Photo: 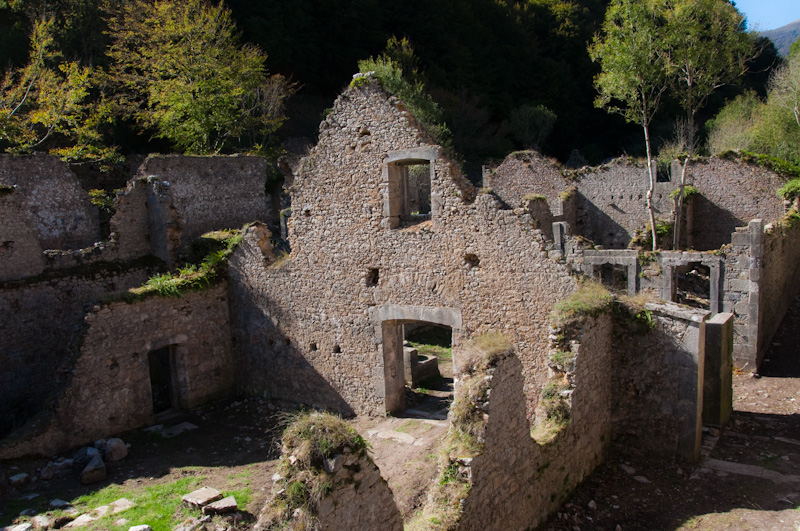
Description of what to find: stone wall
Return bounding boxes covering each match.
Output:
[612,303,709,461]
[0,154,99,250]
[757,216,800,366]
[0,187,44,281]
[573,160,675,249]
[460,315,614,530]
[483,150,569,211]
[0,262,158,439]
[134,155,272,264]
[229,80,577,420]
[0,285,233,458]
[688,157,787,250]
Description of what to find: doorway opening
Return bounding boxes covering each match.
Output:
[148,346,176,416]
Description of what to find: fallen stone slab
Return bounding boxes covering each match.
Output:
[128,525,153,531]
[40,459,74,480]
[110,498,136,513]
[81,453,106,484]
[6,524,33,531]
[161,422,198,438]
[31,515,52,529]
[182,487,222,508]
[9,473,29,487]
[202,496,238,515]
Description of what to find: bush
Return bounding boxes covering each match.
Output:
[551,280,613,327]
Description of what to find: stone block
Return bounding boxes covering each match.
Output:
[81,453,106,484]
[182,487,222,508]
[202,496,238,515]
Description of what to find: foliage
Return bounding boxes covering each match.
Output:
[0,18,118,163]
[107,0,291,155]
[523,193,547,202]
[260,411,368,529]
[662,0,753,158]
[768,52,800,130]
[509,104,557,150]
[630,218,674,250]
[778,179,800,200]
[706,90,762,154]
[355,38,452,150]
[123,228,244,301]
[88,188,116,214]
[670,185,698,202]
[551,280,613,327]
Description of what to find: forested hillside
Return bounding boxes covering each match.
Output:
[0,0,787,176]
[762,19,800,56]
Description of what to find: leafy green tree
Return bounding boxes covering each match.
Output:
[663,0,752,249]
[589,0,668,251]
[107,0,291,155]
[769,52,800,129]
[509,104,557,151]
[0,17,117,162]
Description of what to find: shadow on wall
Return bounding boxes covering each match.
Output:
[229,278,355,417]
[576,192,632,248]
[690,195,744,251]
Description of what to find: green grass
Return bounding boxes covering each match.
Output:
[551,280,613,328]
[122,228,244,301]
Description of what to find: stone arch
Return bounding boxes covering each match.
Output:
[369,304,461,414]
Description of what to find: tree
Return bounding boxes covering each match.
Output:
[0,17,116,162]
[664,0,752,249]
[107,0,291,155]
[769,52,800,129]
[509,104,557,150]
[589,0,668,251]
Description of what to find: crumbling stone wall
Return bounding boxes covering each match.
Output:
[572,160,675,248]
[0,187,44,281]
[460,316,614,530]
[757,217,800,365]
[229,80,577,420]
[0,262,158,439]
[688,157,786,250]
[612,303,709,461]
[483,150,569,211]
[0,285,233,458]
[0,154,99,249]
[134,155,272,263]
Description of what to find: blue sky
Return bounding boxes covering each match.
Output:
[733,0,800,31]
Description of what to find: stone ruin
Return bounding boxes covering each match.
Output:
[2,75,799,529]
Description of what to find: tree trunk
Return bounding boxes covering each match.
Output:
[673,109,695,251]
[644,123,658,252]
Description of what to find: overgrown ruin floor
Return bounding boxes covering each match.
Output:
[541,297,800,531]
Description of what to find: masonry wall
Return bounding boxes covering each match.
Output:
[135,155,272,263]
[612,303,708,461]
[757,217,800,365]
[483,150,569,210]
[573,160,676,249]
[0,262,158,439]
[0,285,233,458]
[0,154,99,249]
[688,157,787,250]
[0,188,44,281]
[229,81,577,421]
[460,315,614,530]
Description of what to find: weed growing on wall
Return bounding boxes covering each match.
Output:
[123,227,245,301]
[669,185,699,202]
[551,280,613,328]
[258,411,369,530]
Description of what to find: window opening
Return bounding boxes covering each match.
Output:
[676,262,711,310]
[387,158,432,228]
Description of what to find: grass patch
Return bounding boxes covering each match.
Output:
[523,193,547,202]
[122,228,245,301]
[259,412,369,529]
[551,280,613,328]
[3,476,210,531]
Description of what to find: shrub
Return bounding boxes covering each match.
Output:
[551,280,613,327]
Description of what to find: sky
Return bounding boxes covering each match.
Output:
[733,0,800,31]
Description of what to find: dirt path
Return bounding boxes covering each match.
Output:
[540,297,800,531]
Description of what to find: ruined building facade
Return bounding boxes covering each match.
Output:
[2,78,799,529]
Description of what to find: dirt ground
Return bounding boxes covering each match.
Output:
[1,299,798,530]
[540,297,800,531]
